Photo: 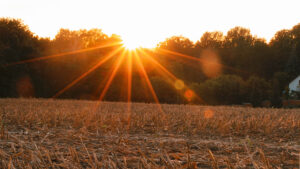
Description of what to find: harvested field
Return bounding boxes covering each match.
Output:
[0,98,299,168]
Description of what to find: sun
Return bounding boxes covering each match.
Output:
[122,37,142,50]
[120,33,159,50]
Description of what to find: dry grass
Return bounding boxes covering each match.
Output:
[0,98,299,168]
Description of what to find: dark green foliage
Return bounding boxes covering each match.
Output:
[245,76,271,106]
[270,72,290,107]
[285,46,300,78]
[150,76,184,104]
[192,75,246,105]
[0,18,39,97]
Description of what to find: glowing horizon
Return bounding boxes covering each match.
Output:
[1,0,300,48]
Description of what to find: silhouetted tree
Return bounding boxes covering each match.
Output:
[195,31,224,49]
[0,18,39,97]
[158,36,194,55]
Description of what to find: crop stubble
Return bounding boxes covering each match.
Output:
[0,98,299,168]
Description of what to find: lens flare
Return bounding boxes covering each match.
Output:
[174,80,184,90]
[16,76,35,97]
[204,109,214,119]
[200,49,222,78]
[184,90,194,101]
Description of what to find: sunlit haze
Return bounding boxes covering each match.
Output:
[1,0,300,48]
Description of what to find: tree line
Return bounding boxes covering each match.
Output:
[0,18,299,107]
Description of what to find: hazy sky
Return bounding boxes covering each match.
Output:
[1,0,300,48]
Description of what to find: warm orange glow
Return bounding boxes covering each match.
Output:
[6,29,216,105]
[53,47,123,98]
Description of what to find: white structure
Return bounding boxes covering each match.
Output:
[289,75,300,92]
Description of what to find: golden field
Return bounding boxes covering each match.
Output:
[0,98,299,168]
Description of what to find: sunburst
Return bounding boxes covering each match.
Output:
[6,37,246,118]
[122,37,141,50]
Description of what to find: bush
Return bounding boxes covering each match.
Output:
[245,76,271,106]
[193,75,246,105]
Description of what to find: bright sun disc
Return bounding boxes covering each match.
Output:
[122,38,141,50]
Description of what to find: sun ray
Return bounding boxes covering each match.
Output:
[157,48,249,76]
[126,50,133,130]
[127,50,133,112]
[52,46,123,98]
[6,42,122,66]
[137,49,177,81]
[138,49,206,104]
[98,50,126,102]
[133,50,163,113]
